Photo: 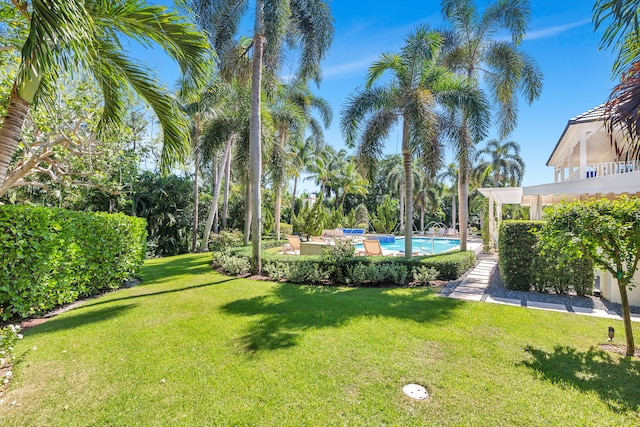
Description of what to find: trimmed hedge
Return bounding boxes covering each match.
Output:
[499,221,545,291]
[223,242,476,286]
[499,220,594,295]
[0,206,147,320]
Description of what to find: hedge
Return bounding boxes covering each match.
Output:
[0,206,147,320]
[498,221,545,291]
[499,220,593,295]
[224,242,476,285]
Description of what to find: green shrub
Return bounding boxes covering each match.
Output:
[500,220,594,296]
[228,244,475,286]
[209,230,244,252]
[412,266,440,285]
[535,241,594,296]
[279,223,293,236]
[211,252,251,276]
[0,206,146,320]
[419,251,476,280]
[499,221,544,291]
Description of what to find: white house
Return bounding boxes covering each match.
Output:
[479,104,640,305]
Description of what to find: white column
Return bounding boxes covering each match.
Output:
[579,131,589,179]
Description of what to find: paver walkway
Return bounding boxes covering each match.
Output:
[447,254,640,322]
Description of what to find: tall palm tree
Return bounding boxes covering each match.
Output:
[268,81,331,240]
[342,25,488,258]
[441,0,543,250]
[476,139,525,187]
[190,0,334,274]
[0,0,210,189]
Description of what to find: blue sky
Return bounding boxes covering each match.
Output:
[142,0,618,192]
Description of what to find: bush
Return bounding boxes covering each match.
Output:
[211,252,251,276]
[0,206,147,320]
[209,230,244,252]
[279,223,293,236]
[419,251,476,280]
[228,244,476,286]
[499,221,544,291]
[499,220,594,296]
[412,266,440,285]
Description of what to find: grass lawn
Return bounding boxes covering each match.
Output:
[2,253,640,426]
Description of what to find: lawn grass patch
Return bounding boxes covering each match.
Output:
[2,253,640,426]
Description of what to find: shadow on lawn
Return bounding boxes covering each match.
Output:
[138,252,214,284]
[24,304,138,337]
[522,345,640,413]
[222,284,463,353]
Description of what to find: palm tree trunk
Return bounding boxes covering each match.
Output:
[402,118,412,259]
[420,205,425,234]
[222,152,231,230]
[290,175,298,225]
[244,181,251,245]
[451,192,457,229]
[191,147,200,253]
[201,136,233,251]
[0,87,31,189]
[458,121,471,252]
[274,133,286,241]
[274,184,282,240]
[250,1,265,274]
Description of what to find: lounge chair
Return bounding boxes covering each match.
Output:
[310,236,325,242]
[284,235,301,255]
[446,228,458,237]
[428,227,436,236]
[357,239,396,256]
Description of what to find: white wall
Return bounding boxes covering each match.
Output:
[599,268,640,308]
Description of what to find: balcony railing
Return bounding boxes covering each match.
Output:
[585,161,640,179]
[565,161,639,181]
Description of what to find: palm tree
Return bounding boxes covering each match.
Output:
[268,81,331,240]
[342,25,487,258]
[441,0,543,250]
[0,0,210,189]
[288,138,313,224]
[476,139,525,187]
[594,1,640,159]
[335,161,369,210]
[190,0,334,274]
[437,163,458,229]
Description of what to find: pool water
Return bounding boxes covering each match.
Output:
[356,237,460,255]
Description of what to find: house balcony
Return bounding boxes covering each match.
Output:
[566,160,640,181]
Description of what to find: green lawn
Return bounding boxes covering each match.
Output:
[2,253,640,426]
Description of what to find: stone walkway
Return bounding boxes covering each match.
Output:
[447,254,640,322]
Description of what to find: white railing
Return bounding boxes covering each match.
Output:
[586,160,640,179]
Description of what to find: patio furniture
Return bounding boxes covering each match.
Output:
[446,228,458,237]
[285,235,301,255]
[357,239,396,256]
[300,240,334,256]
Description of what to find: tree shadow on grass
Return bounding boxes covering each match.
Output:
[521,345,640,413]
[24,304,138,338]
[221,284,463,354]
[138,253,214,285]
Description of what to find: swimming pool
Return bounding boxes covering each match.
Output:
[356,237,460,255]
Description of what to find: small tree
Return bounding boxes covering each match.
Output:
[539,197,640,356]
